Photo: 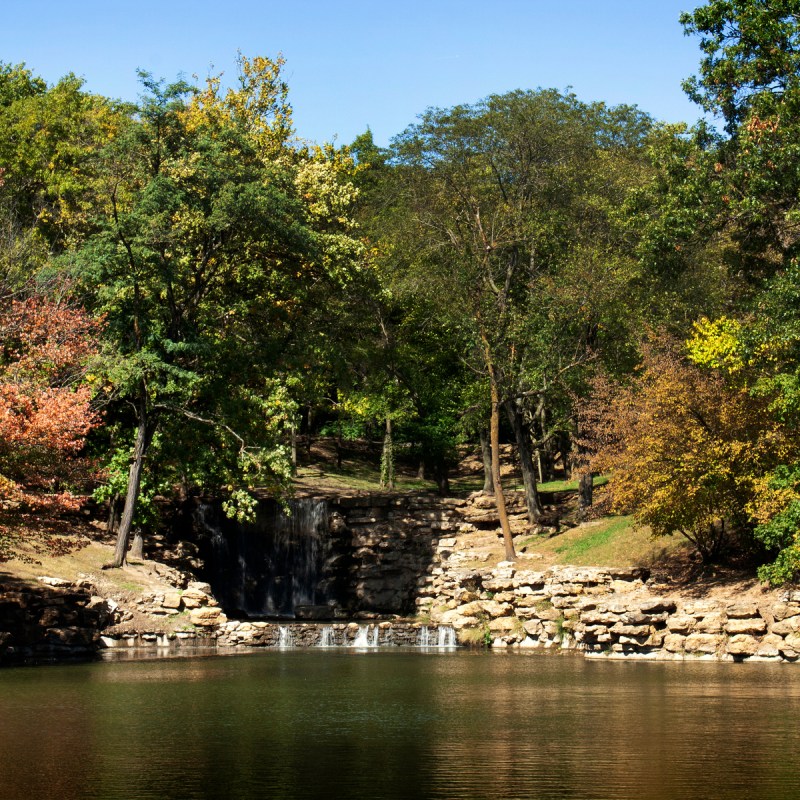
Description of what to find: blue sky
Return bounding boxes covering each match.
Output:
[2,1,706,146]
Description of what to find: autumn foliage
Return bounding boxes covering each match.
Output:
[581,339,797,561]
[0,296,100,510]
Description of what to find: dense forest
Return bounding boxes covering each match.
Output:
[2,0,800,583]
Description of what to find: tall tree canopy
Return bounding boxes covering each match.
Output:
[72,56,362,565]
[386,89,652,558]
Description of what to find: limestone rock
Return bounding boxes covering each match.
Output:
[770,615,800,636]
[189,607,227,627]
[724,617,767,635]
[162,592,183,610]
[37,576,71,588]
[784,631,800,653]
[771,602,800,622]
[757,634,784,658]
[726,602,759,619]
[694,613,725,633]
[488,616,519,633]
[726,635,759,656]
[482,600,513,618]
[684,633,722,654]
[638,597,676,615]
[666,614,696,634]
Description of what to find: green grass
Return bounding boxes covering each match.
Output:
[537,474,609,493]
[520,514,688,568]
[554,515,633,561]
[449,474,609,495]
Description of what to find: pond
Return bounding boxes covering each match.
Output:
[1,649,799,799]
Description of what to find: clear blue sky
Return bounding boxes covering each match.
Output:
[1,1,706,146]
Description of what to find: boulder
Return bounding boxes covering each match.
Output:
[725,617,767,636]
[726,635,759,656]
[189,607,227,627]
[684,633,723,654]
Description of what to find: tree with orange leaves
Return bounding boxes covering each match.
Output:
[0,295,100,515]
[583,338,797,562]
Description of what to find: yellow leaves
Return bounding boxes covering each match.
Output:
[294,156,359,225]
[586,337,797,543]
[747,475,800,525]
[686,315,745,373]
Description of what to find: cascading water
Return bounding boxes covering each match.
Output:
[195,498,329,618]
[352,625,370,647]
[418,626,431,647]
[437,626,456,648]
[278,626,293,648]
[318,626,335,647]
[418,625,456,648]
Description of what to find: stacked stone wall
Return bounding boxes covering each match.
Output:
[421,561,800,662]
[0,578,116,664]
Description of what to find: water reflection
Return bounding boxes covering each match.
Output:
[1,651,799,799]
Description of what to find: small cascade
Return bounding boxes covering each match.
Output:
[278,626,293,648]
[318,626,335,647]
[418,625,456,648]
[352,625,378,648]
[437,626,457,648]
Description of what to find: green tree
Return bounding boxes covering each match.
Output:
[388,90,651,558]
[74,57,361,566]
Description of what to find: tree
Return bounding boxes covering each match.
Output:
[75,57,361,566]
[0,294,100,513]
[681,0,800,269]
[387,90,652,558]
[585,335,795,561]
[0,64,125,256]
[663,0,800,576]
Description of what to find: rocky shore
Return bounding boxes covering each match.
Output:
[422,561,800,662]
[3,489,799,665]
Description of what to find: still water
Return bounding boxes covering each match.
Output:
[1,649,799,800]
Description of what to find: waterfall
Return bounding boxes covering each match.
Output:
[318,626,335,647]
[352,625,378,648]
[438,626,456,648]
[418,625,456,648]
[195,498,329,618]
[278,626,293,648]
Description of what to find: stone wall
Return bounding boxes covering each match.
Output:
[421,561,800,662]
[332,493,463,614]
[8,490,800,665]
[0,577,117,664]
[192,492,465,618]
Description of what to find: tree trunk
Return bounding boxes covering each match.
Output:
[490,381,516,561]
[505,399,543,524]
[417,458,426,480]
[433,461,449,496]
[578,471,593,516]
[106,494,121,535]
[479,428,494,494]
[380,415,394,489]
[111,409,154,568]
[129,528,144,560]
[290,423,298,475]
